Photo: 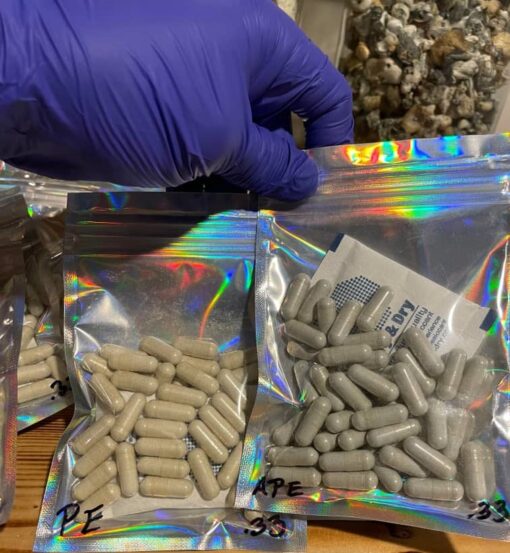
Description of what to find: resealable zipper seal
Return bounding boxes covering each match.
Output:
[237,133,510,540]
[34,191,305,552]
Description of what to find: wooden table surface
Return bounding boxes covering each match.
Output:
[0,407,507,553]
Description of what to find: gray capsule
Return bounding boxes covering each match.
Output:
[337,430,366,451]
[285,320,327,350]
[198,404,240,449]
[362,350,390,370]
[443,408,474,461]
[327,300,363,346]
[403,436,456,480]
[71,414,116,455]
[73,436,117,478]
[392,363,428,416]
[140,476,194,499]
[287,341,318,361]
[319,450,375,472]
[18,361,51,385]
[293,361,318,406]
[322,471,378,490]
[374,465,403,493]
[357,286,393,332]
[157,383,207,408]
[145,399,197,422]
[317,298,337,333]
[393,348,435,396]
[173,337,218,360]
[378,445,427,477]
[217,442,243,490]
[135,437,187,459]
[436,349,467,401]
[73,459,118,502]
[426,398,448,450]
[328,373,372,411]
[89,373,125,414]
[403,328,444,377]
[313,432,337,453]
[109,351,158,373]
[176,362,219,396]
[139,336,182,365]
[99,343,134,361]
[309,364,345,411]
[404,478,464,501]
[188,448,220,500]
[111,393,146,442]
[318,344,372,367]
[480,442,496,498]
[280,273,311,321]
[18,344,54,366]
[366,419,420,448]
[219,349,256,371]
[461,441,487,501]
[211,392,246,433]
[116,443,138,497]
[189,420,229,464]
[218,369,247,408]
[343,330,391,349]
[180,356,220,376]
[267,446,319,466]
[347,364,399,403]
[272,411,304,446]
[325,410,353,434]
[297,279,332,324]
[137,457,190,479]
[111,371,158,395]
[295,397,332,446]
[267,466,321,488]
[457,356,490,407]
[156,363,176,383]
[82,353,113,378]
[135,418,188,439]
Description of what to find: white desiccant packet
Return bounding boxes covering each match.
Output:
[312,235,495,357]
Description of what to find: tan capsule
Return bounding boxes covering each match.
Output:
[18,378,55,404]
[309,364,345,412]
[337,430,366,451]
[328,373,372,411]
[115,443,139,497]
[176,362,219,396]
[137,457,190,479]
[217,442,243,489]
[18,344,54,366]
[232,367,246,382]
[436,349,467,401]
[378,445,427,477]
[111,371,158,395]
[295,397,332,446]
[71,414,116,455]
[140,476,193,498]
[318,344,372,367]
[23,314,38,328]
[403,328,444,377]
[139,336,183,364]
[110,393,146,442]
[272,411,304,446]
[322,471,378,490]
[135,437,187,459]
[366,419,421,448]
[347,364,399,403]
[47,356,67,382]
[173,337,218,360]
[287,341,318,361]
[285,320,327,350]
[218,369,247,408]
[267,467,321,487]
[219,349,257,371]
[73,436,117,478]
[89,373,125,414]
[267,446,319,466]
[280,273,311,321]
[362,350,390,370]
[109,351,158,373]
[352,404,408,432]
[180,356,220,376]
[313,432,338,453]
[357,286,393,331]
[325,410,353,434]
[18,361,51,385]
[393,348,435,396]
[211,392,246,433]
[343,330,391,349]
[99,343,135,361]
[155,363,176,383]
[373,465,402,493]
[157,383,207,407]
[317,298,337,333]
[21,324,36,350]
[327,300,363,346]
[82,353,113,378]
[188,420,228,463]
[403,436,457,480]
[135,418,188,439]
[76,484,121,522]
[392,362,428,416]
[145,399,197,422]
[404,478,464,501]
[198,404,240,448]
[72,460,117,502]
[297,279,332,324]
[188,448,220,500]
[319,450,375,472]
[426,398,448,450]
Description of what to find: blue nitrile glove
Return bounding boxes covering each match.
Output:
[0,0,353,200]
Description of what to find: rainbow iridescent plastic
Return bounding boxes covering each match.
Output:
[0,187,28,524]
[34,192,305,552]
[236,133,510,540]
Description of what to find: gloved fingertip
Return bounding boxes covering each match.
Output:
[279,154,318,202]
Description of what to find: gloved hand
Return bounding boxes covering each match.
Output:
[0,0,353,200]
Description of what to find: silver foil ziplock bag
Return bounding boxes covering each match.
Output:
[34,191,305,552]
[237,133,510,540]
[0,187,28,523]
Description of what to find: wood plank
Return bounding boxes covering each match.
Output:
[0,407,507,552]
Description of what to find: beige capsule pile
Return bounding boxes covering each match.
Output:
[70,336,253,520]
[17,288,67,405]
[269,273,496,504]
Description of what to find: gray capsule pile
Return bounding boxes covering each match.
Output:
[70,336,252,519]
[270,273,495,504]
[18,291,67,405]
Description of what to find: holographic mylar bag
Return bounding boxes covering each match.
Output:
[0,186,28,523]
[237,133,510,541]
[34,191,305,552]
